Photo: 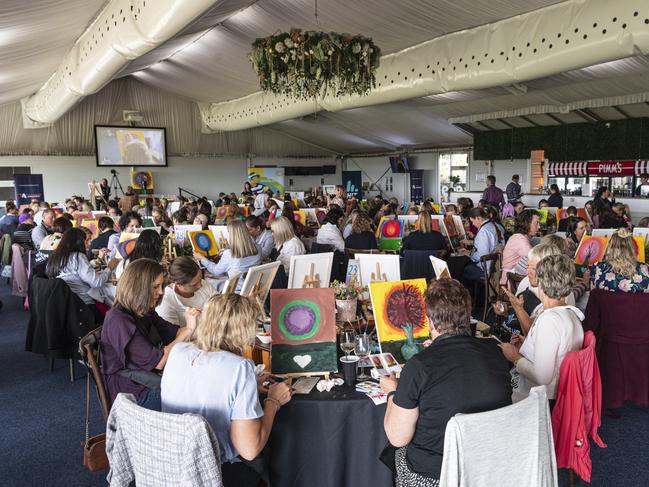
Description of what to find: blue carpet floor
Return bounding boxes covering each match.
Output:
[0,283,647,486]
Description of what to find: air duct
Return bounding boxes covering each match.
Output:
[22,0,222,127]
[200,0,649,132]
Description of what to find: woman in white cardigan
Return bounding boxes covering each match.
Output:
[270,216,305,273]
[316,206,345,252]
[500,254,584,403]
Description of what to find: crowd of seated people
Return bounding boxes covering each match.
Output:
[8,178,649,487]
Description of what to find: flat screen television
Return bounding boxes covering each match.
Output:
[389,155,409,173]
[95,125,167,167]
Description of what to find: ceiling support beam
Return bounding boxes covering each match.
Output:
[545,113,565,125]
[520,116,540,127]
[579,108,604,122]
[452,123,476,137]
[498,119,516,129]
[476,121,493,131]
[612,105,631,118]
[573,109,598,123]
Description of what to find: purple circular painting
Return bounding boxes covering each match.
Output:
[278,300,321,340]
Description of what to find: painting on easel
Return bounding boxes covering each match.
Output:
[270,288,338,375]
[369,279,429,364]
[288,253,333,289]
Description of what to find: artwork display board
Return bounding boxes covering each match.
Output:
[369,279,429,364]
[270,288,337,375]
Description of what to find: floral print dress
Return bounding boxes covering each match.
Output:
[590,261,649,293]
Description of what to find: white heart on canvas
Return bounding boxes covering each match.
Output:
[293,355,312,369]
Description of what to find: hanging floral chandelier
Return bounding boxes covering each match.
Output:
[249,29,381,100]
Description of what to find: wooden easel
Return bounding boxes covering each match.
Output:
[223,272,242,295]
[370,262,388,282]
[217,232,228,250]
[247,272,271,321]
[164,236,178,262]
[301,263,321,288]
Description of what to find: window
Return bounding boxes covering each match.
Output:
[439,153,469,195]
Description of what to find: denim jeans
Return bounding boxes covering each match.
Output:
[136,388,161,411]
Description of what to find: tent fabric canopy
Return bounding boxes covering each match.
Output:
[3,0,649,156]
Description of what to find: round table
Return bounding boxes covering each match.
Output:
[267,385,393,487]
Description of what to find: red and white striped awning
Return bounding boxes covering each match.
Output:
[636,160,649,175]
[548,161,588,176]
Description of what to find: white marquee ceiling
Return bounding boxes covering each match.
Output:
[2,0,649,156]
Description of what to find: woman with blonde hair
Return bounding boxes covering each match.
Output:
[401,210,447,252]
[194,219,260,291]
[344,212,377,250]
[270,216,305,272]
[591,228,649,293]
[101,259,200,411]
[162,293,292,486]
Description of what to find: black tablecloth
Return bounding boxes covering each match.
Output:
[268,385,393,487]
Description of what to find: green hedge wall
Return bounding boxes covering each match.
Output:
[473,118,649,161]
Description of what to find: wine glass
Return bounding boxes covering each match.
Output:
[340,330,356,360]
[354,333,371,379]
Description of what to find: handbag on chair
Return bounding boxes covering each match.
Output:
[82,372,108,471]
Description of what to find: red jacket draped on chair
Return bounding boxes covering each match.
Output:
[551,331,606,483]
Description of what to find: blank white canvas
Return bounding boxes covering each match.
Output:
[356,254,400,299]
[430,255,451,279]
[136,226,161,234]
[240,261,281,304]
[172,224,201,245]
[209,225,230,246]
[592,229,615,238]
[288,252,333,289]
[633,228,649,240]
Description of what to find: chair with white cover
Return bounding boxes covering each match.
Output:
[440,386,558,487]
[106,393,223,487]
